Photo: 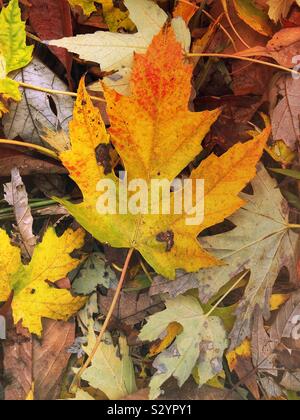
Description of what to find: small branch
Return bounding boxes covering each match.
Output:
[0,139,59,160]
[287,224,300,229]
[186,53,300,77]
[221,0,251,49]
[205,271,250,318]
[18,81,106,103]
[70,247,135,393]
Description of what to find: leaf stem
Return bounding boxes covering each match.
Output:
[18,81,106,103]
[70,247,135,393]
[0,139,59,160]
[205,270,250,318]
[186,53,300,77]
[287,224,300,229]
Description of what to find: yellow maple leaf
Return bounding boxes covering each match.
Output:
[0,228,87,336]
[56,27,270,279]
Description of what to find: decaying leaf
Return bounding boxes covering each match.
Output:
[140,295,228,400]
[0,227,87,336]
[3,58,74,145]
[54,28,269,279]
[4,168,37,261]
[0,0,33,115]
[71,253,117,295]
[270,74,300,151]
[197,165,298,348]
[76,321,137,399]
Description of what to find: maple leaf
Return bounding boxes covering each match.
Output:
[140,295,228,399]
[50,0,191,72]
[75,321,137,399]
[0,0,33,116]
[196,165,298,348]
[0,227,87,336]
[55,27,270,279]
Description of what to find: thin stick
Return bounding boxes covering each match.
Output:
[205,270,249,318]
[0,139,59,160]
[71,248,135,392]
[287,224,300,229]
[18,81,106,103]
[221,0,250,49]
[177,0,238,51]
[187,53,300,77]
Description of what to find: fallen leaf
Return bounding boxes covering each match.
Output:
[227,339,260,399]
[0,227,86,336]
[173,0,198,24]
[50,0,191,72]
[33,319,76,400]
[55,28,269,279]
[267,27,300,67]
[28,0,73,83]
[270,74,300,150]
[98,288,163,327]
[77,321,137,399]
[0,0,33,115]
[197,165,299,348]
[233,0,273,36]
[3,315,76,400]
[0,147,66,177]
[3,57,74,145]
[140,295,228,400]
[71,253,117,295]
[4,168,37,261]
[159,378,242,400]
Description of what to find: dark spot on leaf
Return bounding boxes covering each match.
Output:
[96,144,113,175]
[47,95,58,116]
[156,230,174,252]
[30,289,36,295]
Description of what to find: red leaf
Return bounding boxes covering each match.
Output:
[28,0,73,86]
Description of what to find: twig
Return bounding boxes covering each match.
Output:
[187,53,300,77]
[220,0,251,49]
[70,248,135,393]
[0,139,59,160]
[18,81,106,103]
[205,271,250,318]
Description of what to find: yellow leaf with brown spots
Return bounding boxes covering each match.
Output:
[56,27,270,279]
[0,228,87,336]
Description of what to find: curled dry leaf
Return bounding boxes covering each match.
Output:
[4,168,37,261]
